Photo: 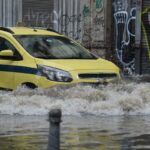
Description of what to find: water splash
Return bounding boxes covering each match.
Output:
[0,79,150,116]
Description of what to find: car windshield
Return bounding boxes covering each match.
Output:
[15,35,96,59]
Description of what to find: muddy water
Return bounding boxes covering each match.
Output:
[0,115,150,150]
[0,78,150,149]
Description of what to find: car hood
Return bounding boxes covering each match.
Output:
[35,58,119,71]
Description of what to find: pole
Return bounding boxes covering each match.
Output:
[48,109,62,150]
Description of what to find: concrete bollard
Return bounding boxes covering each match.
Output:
[48,109,62,150]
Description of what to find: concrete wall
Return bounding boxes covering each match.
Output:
[81,0,105,48]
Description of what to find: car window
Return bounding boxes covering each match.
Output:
[0,37,17,52]
[0,37,22,60]
[15,35,97,59]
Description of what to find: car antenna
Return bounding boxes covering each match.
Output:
[31,27,37,32]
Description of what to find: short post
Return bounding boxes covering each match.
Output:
[48,109,62,150]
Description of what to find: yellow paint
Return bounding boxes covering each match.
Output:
[0,27,120,90]
[142,7,150,59]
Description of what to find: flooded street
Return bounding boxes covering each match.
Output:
[1,115,150,150]
[0,78,150,149]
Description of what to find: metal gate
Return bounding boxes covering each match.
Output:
[22,0,54,28]
[141,0,150,74]
[53,0,81,41]
[0,0,22,27]
[53,0,106,49]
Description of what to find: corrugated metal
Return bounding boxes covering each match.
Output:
[22,0,54,28]
[54,0,105,48]
[0,0,22,27]
[141,0,150,74]
[54,0,81,40]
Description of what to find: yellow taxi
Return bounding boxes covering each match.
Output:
[0,27,120,90]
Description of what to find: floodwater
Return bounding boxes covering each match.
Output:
[0,77,150,150]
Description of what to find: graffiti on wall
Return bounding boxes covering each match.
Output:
[91,0,104,48]
[23,9,53,27]
[82,4,92,47]
[142,7,150,60]
[113,0,136,75]
[23,0,105,49]
[59,14,82,40]
[96,0,103,12]
[83,4,91,18]
[82,0,105,48]
[23,8,82,41]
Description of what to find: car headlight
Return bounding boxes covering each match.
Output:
[38,65,72,82]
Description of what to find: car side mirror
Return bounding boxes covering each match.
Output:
[0,50,14,57]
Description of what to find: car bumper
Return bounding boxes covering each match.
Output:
[39,70,120,88]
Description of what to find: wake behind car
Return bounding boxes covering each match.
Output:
[0,27,120,90]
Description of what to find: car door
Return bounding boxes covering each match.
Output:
[0,36,20,89]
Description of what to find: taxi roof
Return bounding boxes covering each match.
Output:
[0,27,61,36]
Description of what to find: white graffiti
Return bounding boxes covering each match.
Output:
[114,6,136,75]
[52,10,60,31]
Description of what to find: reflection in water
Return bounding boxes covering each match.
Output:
[0,115,150,150]
[0,116,48,150]
[0,135,47,150]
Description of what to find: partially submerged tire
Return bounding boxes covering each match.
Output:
[22,83,37,89]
